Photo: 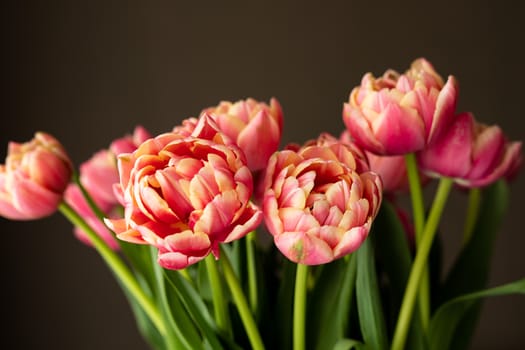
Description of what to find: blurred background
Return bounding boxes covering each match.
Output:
[1,1,523,349]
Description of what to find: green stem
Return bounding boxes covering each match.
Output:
[220,247,265,350]
[246,231,258,316]
[58,202,165,335]
[405,153,425,240]
[462,188,481,246]
[405,153,430,329]
[205,254,232,338]
[293,263,308,350]
[151,247,186,350]
[391,177,453,350]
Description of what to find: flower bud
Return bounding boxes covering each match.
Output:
[0,132,72,220]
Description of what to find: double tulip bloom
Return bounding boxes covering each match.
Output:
[0,132,72,220]
[343,58,458,155]
[202,97,283,171]
[262,134,382,265]
[105,116,263,270]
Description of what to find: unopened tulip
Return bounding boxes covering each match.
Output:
[262,134,382,265]
[105,116,263,270]
[417,112,523,188]
[203,97,283,171]
[65,126,151,250]
[343,58,458,155]
[0,132,72,220]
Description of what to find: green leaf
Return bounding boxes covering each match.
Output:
[275,258,297,350]
[439,181,509,349]
[308,255,357,350]
[429,278,525,350]
[441,180,509,299]
[356,237,388,350]
[150,247,202,350]
[122,280,166,350]
[164,269,236,350]
[117,242,166,347]
[333,338,367,350]
[372,201,427,350]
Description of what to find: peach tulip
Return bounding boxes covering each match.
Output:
[105,115,263,270]
[0,132,72,220]
[203,97,283,171]
[343,58,458,155]
[262,134,382,265]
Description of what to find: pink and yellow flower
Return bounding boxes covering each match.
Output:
[0,132,72,220]
[417,112,523,188]
[343,58,458,155]
[105,116,263,270]
[262,134,382,265]
[202,97,283,171]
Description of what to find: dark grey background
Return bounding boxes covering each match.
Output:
[1,1,523,349]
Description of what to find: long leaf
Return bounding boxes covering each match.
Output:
[150,247,201,350]
[373,200,427,350]
[333,338,367,350]
[356,237,388,350]
[439,181,509,349]
[441,180,509,299]
[309,255,357,350]
[163,269,237,350]
[429,278,525,350]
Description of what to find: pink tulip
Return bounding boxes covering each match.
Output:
[172,117,199,137]
[262,134,382,265]
[105,115,263,270]
[110,125,151,156]
[417,112,523,188]
[0,132,72,220]
[339,129,408,193]
[202,97,283,171]
[65,126,151,250]
[343,58,458,155]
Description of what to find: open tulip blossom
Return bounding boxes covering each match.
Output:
[1,58,523,350]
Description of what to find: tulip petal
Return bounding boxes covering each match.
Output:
[275,231,334,265]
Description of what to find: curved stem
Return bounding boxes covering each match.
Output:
[293,263,308,350]
[58,202,165,335]
[405,153,430,329]
[220,247,265,350]
[205,254,232,338]
[391,177,453,350]
[462,188,481,246]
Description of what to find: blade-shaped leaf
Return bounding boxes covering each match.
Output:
[308,254,357,350]
[356,237,388,350]
[333,338,367,350]
[438,181,509,349]
[429,278,525,350]
[372,200,427,350]
[441,180,509,299]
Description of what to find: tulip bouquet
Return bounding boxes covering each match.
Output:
[1,58,523,350]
